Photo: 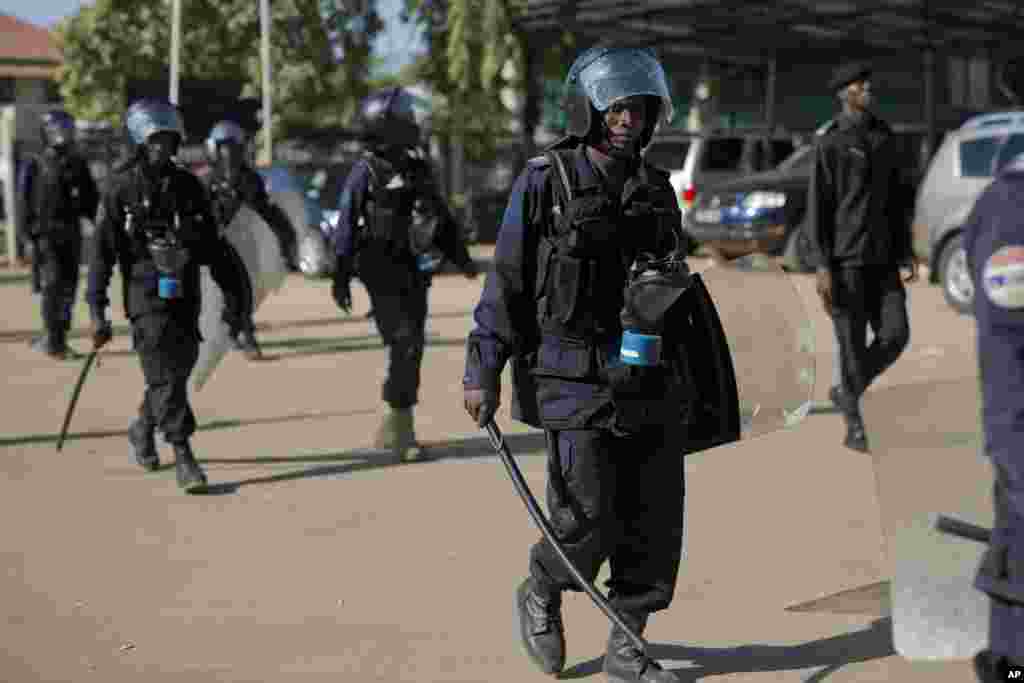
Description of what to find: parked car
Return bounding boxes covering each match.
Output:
[916,110,1024,314]
[646,128,796,218]
[685,121,939,272]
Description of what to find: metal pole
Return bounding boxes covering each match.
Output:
[260,0,273,166]
[169,0,182,105]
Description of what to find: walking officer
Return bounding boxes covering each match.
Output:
[329,86,478,462]
[86,98,249,493]
[964,56,1024,683]
[204,119,299,359]
[463,45,695,682]
[807,62,917,452]
[19,109,100,359]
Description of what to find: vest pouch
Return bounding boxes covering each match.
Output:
[533,335,593,380]
[149,240,190,300]
[549,254,584,326]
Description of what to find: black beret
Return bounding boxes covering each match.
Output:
[829,62,873,93]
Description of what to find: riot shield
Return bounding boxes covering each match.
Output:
[193,205,289,390]
[689,254,817,448]
[861,376,992,660]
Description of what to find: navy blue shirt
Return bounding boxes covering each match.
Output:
[464,145,680,429]
[964,158,1024,468]
[330,150,473,274]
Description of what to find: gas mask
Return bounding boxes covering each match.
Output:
[618,251,692,366]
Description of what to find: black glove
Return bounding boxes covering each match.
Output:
[90,308,112,350]
[332,270,352,313]
[464,387,500,428]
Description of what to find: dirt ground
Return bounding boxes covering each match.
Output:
[0,251,982,682]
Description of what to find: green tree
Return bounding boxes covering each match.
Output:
[55,0,381,137]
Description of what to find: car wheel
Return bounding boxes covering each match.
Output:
[937,233,974,314]
[781,225,815,273]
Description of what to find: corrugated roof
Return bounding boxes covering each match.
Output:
[0,13,62,64]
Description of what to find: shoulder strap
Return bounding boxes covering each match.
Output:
[545,149,574,208]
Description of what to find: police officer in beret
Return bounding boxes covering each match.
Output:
[807,62,918,452]
[87,98,249,493]
[963,56,1024,683]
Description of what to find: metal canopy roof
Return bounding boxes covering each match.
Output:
[514,1,1024,64]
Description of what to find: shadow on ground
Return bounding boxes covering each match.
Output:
[198,430,549,494]
[0,408,377,448]
[560,617,895,682]
[0,309,475,345]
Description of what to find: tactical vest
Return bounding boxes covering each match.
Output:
[534,148,681,346]
[30,153,87,232]
[362,151,440,257]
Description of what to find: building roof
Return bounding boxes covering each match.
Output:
[0,13,62,65]
[515,1,1024,65]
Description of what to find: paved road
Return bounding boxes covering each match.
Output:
[0,253,980,681]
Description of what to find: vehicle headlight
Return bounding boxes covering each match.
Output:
[740,191,786,211]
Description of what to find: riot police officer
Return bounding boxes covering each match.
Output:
[19,109,99,359]
[330,86,478,462]
[204,120,298,359]
[463,46,692,682]
[807,62,917,453]
[86,99,249,493]
[964,57,1024,683]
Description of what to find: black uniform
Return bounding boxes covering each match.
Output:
[86,160,247,444]
[807,110,912,410]
[333,148,474,409]
[19,148,99,350]
[465,144,686,612]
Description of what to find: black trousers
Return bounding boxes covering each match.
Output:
[831,266,909,405]
[529,426,685,615]
[132,313,200,443]
[362,268,429,410]
[38,236,82,335]
[977,465,1024,660]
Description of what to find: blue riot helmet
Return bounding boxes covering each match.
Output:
[125,98,186,149]
[354,87,425,148]
[563,46,674,150]
[205,120,247,160]
[40,109,76,149]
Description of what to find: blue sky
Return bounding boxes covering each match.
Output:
[4,0,425,74]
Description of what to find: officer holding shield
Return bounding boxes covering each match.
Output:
[86,99,249,493]
[330,87,478,462]
[463,46,705,682]
[204,120,299,359]
[19,110,99,359]
[963,57,1024,683]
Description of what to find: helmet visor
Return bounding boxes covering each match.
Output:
[575,49,674,126]
[126,102,185,145]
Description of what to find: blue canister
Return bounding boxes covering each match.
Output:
[619,330,662,366]
[417,252,443,273]
[158,276,181,299]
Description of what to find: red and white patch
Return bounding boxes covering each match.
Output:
[983,245,1024,309]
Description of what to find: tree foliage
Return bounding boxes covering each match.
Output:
[55,0,382,138]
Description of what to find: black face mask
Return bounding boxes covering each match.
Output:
[143,135,179,173]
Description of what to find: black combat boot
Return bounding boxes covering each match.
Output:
[236,330,263,360]
[128,419,159,471]
[30,329,70,359]
[172,442,208,493]
[515,577,566,675]
[843,415,869,453]
[603,612,677,683]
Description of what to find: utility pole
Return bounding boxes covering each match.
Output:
[260,0,273,166]
[169,0,182,105]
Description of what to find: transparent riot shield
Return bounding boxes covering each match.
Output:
[861,376,993,660]
[193,205,289,391]
[693,254,817,447]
